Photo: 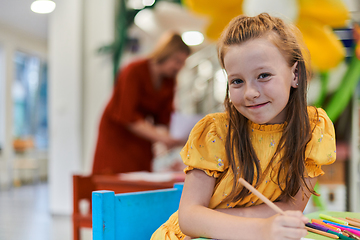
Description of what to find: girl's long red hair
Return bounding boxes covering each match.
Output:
[218,13,318,202]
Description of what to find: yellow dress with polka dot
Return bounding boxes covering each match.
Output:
[151,107,336,240]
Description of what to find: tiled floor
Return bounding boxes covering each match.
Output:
[0,183,92,240]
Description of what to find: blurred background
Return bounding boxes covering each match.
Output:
[0,0,360,239]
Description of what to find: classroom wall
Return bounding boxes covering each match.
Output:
[48,0,83,215]
[48,0,114,215]
[0,45,4,152]
[82,0,115,174]
[0,45,5,187]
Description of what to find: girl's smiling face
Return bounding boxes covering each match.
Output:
[224,37,298,124]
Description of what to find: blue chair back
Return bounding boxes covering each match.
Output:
[92,183,183,240]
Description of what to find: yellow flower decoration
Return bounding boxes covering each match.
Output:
[182,0,244,40]
[297,0,349,71]
[183,0,350,71]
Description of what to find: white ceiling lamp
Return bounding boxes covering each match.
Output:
[181,31,204,46]
[143,0,155,7]
[134,9,158,33]
[128,0,145,10]
[128,0,155,10]
[31,0,56,14]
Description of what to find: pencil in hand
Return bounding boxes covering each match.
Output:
[238,178,285,215]
[239,178,317,238]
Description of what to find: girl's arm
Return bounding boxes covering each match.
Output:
[178,169,308,240]
[215,177,317,218]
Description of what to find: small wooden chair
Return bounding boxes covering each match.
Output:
[73,174,95,240]
[92,183,183,240]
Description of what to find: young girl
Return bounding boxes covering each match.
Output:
[151,13,336,240]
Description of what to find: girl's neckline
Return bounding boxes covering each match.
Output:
[249,121,286,131]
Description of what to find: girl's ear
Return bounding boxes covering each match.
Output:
[291,62,299,88]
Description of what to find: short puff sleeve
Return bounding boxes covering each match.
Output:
[305,107,336,178]
[180,114,228,178]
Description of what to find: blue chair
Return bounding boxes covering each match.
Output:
[92,183,183,240]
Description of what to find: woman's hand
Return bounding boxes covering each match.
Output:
[263,210,308,240]
[159,135,185,149]
[127,120,185,148]
[152,124,185,149]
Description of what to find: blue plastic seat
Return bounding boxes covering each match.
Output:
[92,183,183,240]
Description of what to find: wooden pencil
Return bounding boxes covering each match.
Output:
[343,230,360,240]
[305,226,339,239]
[346,217,360,224]
[238,178,285,215]
[338,217,360,228]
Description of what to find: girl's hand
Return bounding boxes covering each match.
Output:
[264,210,308,240]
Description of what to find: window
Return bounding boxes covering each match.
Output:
[13,51,48,150]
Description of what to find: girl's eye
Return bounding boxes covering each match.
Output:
[231,79,243,85]
[259,73,271,79]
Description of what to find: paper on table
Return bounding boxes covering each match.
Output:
[169,112,204,140]
[118,171,185,182]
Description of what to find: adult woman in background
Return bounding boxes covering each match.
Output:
[92,32,191,175]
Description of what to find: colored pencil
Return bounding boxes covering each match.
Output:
[320,214,349,225]
[324,222,360,236]
[337,217,360,228]
[311,219,342,233]
[327,230,354,240]
[305,226,339,239]
[311,222,350,237]
[306,222,329,232]
[307,223,351,238]
[238,178,285,215]
[324,221,360,231]
[343,230,360,240]
[346,217,360,224]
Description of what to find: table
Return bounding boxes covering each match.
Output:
[93,171,186,194]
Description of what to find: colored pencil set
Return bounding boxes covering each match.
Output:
[238,178,360,240]
[305,214,360,239]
